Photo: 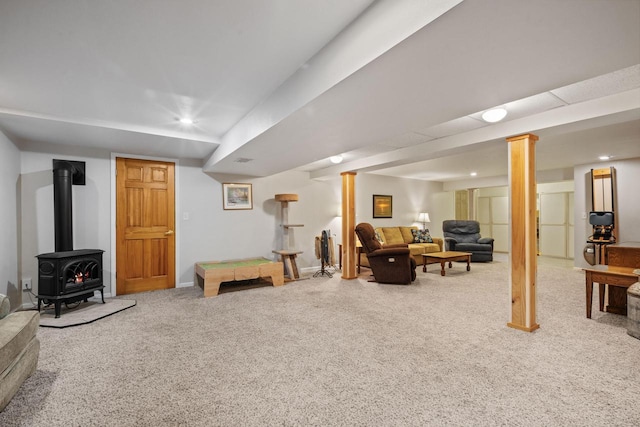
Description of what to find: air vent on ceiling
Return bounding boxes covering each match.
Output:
[234,158,253,163]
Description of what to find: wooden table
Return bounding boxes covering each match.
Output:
[584,265,639,318]
[422,251,471,276]
[195,258,284,297]
[338,243,365,274]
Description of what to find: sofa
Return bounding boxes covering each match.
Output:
[359,226,443,268]
[442,220,494,262]
[0,294,40,412]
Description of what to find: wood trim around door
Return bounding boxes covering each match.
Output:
[115,157,176,295]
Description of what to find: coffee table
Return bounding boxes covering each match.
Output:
[422,251,472,276]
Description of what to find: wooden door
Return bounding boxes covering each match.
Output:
[116,158,175,295]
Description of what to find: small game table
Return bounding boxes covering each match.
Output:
[195,258,284,297]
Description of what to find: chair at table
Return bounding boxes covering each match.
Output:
[354,222,416,284]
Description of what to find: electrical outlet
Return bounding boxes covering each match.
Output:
[22,278,32,292]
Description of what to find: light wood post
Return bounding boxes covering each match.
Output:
[507,133,540,332]
[341,172,357,280]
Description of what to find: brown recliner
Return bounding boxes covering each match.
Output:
[355,223,416,284]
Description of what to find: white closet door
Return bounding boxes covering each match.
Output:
[491,196,508,252]
[568,193,574,259]
[539,193,567,257]
[477,197,492,240]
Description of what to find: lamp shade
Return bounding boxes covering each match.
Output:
[417,212,430,223]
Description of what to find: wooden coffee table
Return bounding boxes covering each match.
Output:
[422,251,472,276]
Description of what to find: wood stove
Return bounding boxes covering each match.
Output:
[37,159,105,318]
[37,249,104,318]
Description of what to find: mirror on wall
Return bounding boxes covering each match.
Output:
[591,167,615,212]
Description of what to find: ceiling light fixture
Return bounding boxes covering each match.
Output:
[481,108,508,123]
[178,117,195,125]
[330,155,343,164]
[598,155,611,161]
[470,172,478,177]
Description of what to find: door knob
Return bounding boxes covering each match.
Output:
[164,230,174,235]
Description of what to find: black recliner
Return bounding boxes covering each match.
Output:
[442,220,494,262]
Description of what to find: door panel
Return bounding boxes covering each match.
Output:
[539,192,569,258]
[540,225,566,257]
[116,158,175,295]
[493,224,509,253]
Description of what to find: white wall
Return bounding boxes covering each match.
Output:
[0,131,21,309]
[20,146,112,299]
[178,167,342,284]
[355,173,445,236]
[573,157,640,268]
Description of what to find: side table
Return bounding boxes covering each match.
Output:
[337,243,364,274]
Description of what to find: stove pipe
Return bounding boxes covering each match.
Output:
[52,160,85,253]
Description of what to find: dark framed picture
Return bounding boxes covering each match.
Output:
[373,194,392,218]
[222,183,253,210]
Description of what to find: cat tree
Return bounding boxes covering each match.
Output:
[273,194,304,280]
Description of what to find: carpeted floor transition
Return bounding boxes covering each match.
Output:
[39,299,137,328]
[1,257,639,426]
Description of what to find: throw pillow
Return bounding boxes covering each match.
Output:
[411,229,433,243]
[375,231,384,244]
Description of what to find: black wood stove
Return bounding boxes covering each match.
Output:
[37,249,104,318]
[37,160,105,318]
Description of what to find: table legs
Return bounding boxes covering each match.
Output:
[586,273,593,318]
[338,244,362,274]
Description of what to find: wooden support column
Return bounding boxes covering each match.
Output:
[341,172,357,280]
[507,133,540,332]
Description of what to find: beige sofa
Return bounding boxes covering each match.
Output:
[360,226,443,268]
[0,294,40,412]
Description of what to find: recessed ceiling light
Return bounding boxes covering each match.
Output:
[178,117,195,125]
[481,108,508,123]
[330,155,343,164]
[470,172,478,177]
[598,155,611,160]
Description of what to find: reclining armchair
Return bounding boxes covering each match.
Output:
[355,223,416,284]
[442,220,494,262]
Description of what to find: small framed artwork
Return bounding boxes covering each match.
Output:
[222,183,253,210]
[373,194,392,218]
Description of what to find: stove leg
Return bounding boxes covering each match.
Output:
[55,301,61,318]
[100,289,105,304]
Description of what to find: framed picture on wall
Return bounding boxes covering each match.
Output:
[373,194,392,218]
[222,183,253,210]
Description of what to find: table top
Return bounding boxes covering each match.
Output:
[583,265,640,277]
[608,241,640,249]
[423,251,471,259]
[198,258,273,269]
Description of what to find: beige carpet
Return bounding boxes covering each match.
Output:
[1,257,639,426]
[39,299,137,328]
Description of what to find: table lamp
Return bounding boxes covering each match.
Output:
[417,212,431,230]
